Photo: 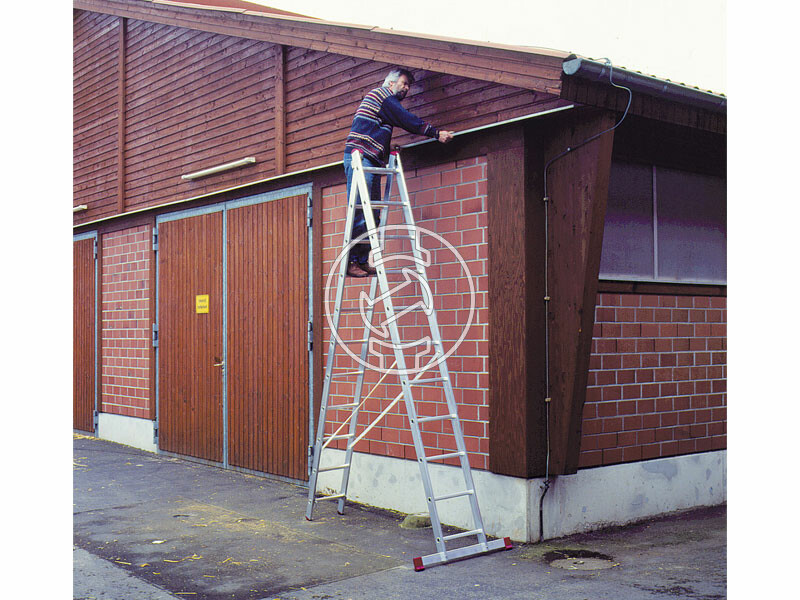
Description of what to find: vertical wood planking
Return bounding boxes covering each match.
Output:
[74,238,96,432]
[158,212,224,462]
[544,111,616,475]
[227,195,309,480]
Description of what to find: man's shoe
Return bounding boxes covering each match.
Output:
[360,263,377,275]
[347,262,369,277]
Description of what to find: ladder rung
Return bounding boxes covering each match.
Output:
[433,489,474,502]
[316,463,350,473]
[418,413,456,424]
[325,434,354,442]
[413,538,512,571]
[362,166,399,175]
[424,451,464,462]
[356,200,406,207]
[381,234,419,240]
[382,267,424,273]
[315,493,346,501]
[329,371,363,378]
[329,402,359,409]
[409,377,447,385]
[442,529,483,542]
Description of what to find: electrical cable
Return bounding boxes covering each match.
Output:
[538,59,632,541]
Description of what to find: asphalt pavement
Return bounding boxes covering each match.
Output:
[73,434,726,599]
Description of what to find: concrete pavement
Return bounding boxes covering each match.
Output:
[73,434,726,599]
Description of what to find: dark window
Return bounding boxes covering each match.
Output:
[599,162,726,284]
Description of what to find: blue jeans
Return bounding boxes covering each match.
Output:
[343,152,383,265]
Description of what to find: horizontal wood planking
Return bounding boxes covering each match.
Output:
[74,7,566,220]
[122,20,278,211]
[283,49,564,172]
[560,76,726,135]
[74,11,120,223]
[74,0,566,91]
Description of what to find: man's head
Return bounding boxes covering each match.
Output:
[383,68,415,100]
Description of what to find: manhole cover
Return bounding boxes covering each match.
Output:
[544,549,617,570]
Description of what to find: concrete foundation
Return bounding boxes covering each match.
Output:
[96,413,157,453]
[317,448,726,542]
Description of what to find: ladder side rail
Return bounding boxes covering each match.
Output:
[354,151,450,556]
[339,153,398,512]
[307,166,364,520]
[337,274,381,514]
[394,151,489,547]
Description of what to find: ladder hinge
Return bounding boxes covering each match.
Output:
[308,444,314,461]
[152,227,159,251]
[307,195,313,227]
[307,320,313,351]
[152,322,159,348]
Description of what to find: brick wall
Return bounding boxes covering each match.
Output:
[101,226,152,418]
[580,293,727,468]
[321,156,489,470]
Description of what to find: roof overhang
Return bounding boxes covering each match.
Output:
[73,0,568,93]
[562,56,726,114]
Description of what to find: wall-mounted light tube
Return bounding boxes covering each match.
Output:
[181,157,256,181]
[73,205,88,213]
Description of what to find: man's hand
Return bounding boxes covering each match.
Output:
[438,130,455,143]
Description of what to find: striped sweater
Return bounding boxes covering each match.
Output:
[344,86,439,163]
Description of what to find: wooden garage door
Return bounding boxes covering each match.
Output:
[158,211,224,463]
[73,235,96,432]
[227,195,309,480]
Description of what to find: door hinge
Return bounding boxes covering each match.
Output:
[307,320,313,351]
[93,410,99,432]
[93,237,98,260]
[306,195,313,227]
[152,227,159,251]
[153,420,159,443]
[152,322,159,348]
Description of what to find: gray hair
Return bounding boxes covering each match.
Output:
[383,68,415,87]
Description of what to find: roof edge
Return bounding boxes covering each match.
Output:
[563,56,726,113]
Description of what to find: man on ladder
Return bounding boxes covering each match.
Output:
[343,67,454,277]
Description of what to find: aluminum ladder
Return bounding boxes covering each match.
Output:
[305,149,511,570]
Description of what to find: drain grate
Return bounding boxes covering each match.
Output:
[544,549,618,570]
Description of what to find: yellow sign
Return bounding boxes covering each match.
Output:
[195,294,209,314]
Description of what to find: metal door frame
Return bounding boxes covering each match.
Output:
[154,184,313,477]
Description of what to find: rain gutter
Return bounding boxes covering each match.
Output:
[562,55,726,113]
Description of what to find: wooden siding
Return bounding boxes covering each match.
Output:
[74,237,96,432]
[73,6,566,223]
[544,110,616,475]
[123,20,278,212]
[560,76,726,135]
[158,211,225,462]
[284,47,567,173]
[74,0,567,91]
[74,11,120,221]
[486,126,550,478]
[227,195,309,480]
